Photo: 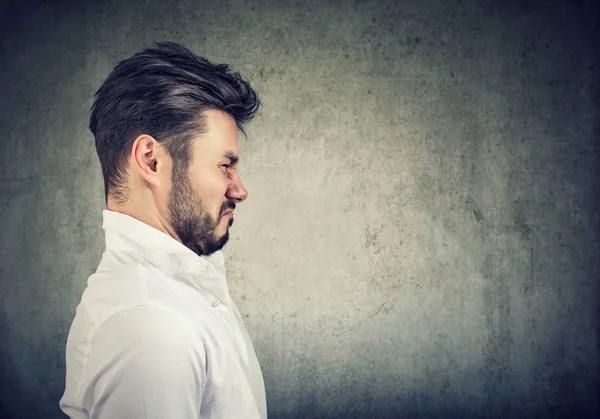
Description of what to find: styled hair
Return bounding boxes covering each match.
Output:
[90,41,260,205]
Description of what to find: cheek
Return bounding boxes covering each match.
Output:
[189,173,228,210]
[204,183,228,213]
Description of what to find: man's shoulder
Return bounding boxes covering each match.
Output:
[79,263,148,322]
[93,303,203,348]
[77,252,188,329]
[67,299,204,358]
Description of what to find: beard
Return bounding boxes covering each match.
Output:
[167,165,234,257]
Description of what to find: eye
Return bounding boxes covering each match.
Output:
[221,163,238,177]
[221,164,233,175]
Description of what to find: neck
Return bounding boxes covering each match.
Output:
[107,193,181,244]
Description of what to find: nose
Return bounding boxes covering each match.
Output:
[227,174,249,203]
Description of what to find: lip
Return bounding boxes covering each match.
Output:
[222,211,233,217]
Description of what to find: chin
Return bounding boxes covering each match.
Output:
[219,231,230,247]
[206,231,230,256]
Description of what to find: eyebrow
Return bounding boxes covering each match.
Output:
[223,150,239,165]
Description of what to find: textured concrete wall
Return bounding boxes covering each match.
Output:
[1,0,598,418]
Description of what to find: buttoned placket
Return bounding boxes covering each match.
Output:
[207,270,250,369]
[148,254,250,369]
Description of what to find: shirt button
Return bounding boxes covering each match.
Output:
[212,298,221,308]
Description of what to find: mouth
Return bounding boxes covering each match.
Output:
[222,211,233,217]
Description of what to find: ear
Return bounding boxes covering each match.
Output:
[131,134,167,188]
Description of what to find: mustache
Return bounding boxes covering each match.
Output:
[222,202,236,213]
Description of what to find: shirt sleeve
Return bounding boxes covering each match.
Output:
[80,304,206,419]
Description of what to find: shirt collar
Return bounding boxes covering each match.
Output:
[102,209,225,279]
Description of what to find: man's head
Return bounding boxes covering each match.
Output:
[90,42,260,256]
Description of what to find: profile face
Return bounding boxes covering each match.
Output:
[167,109,248,257]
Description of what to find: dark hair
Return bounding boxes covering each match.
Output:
[90,41,260,206]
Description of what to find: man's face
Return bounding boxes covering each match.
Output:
[167,109,248,257]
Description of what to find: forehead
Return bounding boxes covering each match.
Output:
[191,109,240,160]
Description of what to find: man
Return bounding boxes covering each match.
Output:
[59,42,267,418]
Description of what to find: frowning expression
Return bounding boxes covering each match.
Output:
[167,109,248,257]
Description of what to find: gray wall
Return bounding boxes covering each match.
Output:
[1,0,598,418]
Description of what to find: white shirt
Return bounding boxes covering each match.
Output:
[59,209,267,419]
